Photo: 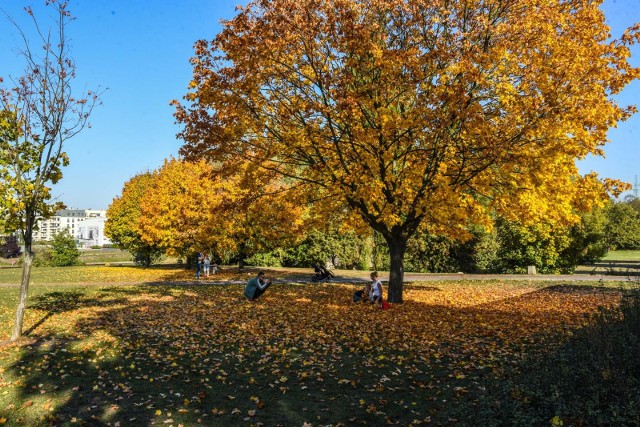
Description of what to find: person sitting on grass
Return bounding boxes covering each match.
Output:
[353,282,372,303]
[244,271,272,301]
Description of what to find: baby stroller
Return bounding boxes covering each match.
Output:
[311,264,335,282]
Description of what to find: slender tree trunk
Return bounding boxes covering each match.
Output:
[385,233,407,304]
[11,246,34,341]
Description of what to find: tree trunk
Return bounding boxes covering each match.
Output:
[11,248,34,341]
[386,234,407,304]
[238,241,247,271]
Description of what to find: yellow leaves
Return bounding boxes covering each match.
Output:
[176,0,638,256]
[112,156,308,259]
[603,178,632,198]
[137,158,220,253]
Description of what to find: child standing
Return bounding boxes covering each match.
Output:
[203,254,211,277]
[369,271,383,307]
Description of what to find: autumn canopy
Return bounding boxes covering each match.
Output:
[174,0,639,302]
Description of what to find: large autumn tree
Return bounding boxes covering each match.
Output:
[211,159,307,269]
[105,172,163,266]
[1,1,100,339]
[137,158,222,261]
[175,0,639,302]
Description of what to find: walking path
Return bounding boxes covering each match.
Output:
[191,272,634,286]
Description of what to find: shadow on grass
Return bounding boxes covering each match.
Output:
[575,259,640,276]
[471,285,640,426]
[23,291,122,337]
[0,282,630,426]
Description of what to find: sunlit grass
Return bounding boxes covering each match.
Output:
[603,250,640,261]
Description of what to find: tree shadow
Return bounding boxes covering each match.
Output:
[464,285,640,425]
[575,259,640,276]
[23,292,102,336]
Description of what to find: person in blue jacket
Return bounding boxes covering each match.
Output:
[195,251,203,279]
[244,271,272,301]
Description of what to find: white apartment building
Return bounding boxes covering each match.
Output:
[77,216,110,248]
[34,209,111,247]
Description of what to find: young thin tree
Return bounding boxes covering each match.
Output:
[175,0,639,302]
[0,1,101,340]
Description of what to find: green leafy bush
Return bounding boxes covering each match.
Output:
[50,230,81,266]
[31,245,54,267]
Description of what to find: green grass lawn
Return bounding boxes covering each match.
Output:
[0,267,637,426]
[0,265,189,285]
[78,248,133,264]
[603,250,640,262]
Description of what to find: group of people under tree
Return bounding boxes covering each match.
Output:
[192,250,386,304]
[243,269,386,308]
[192,250,388,306]
[195,251,218,278]
[353,271,385,308]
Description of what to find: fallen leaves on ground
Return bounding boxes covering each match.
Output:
[0,280,622,426]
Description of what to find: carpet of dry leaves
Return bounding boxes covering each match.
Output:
[0,270,622,426]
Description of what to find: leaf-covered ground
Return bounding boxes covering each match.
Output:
[0,274,623,426]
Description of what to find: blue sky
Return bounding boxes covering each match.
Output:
[1,0,639,210]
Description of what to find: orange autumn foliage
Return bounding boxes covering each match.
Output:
[138,158,219,258]
[106,172,162,265]
[214,160,307,266]
[135,158,305,262]
[175,0,640,301]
